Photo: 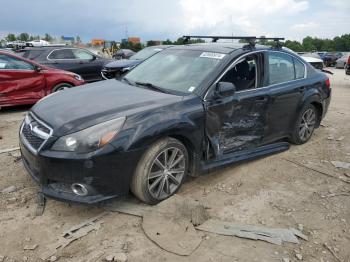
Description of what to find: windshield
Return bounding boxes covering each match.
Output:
[125,49,224,94]
[129,47,163,60]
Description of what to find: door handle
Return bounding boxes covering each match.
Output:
[299,86,306,92]
[255,96,268,102]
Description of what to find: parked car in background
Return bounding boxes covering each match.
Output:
[346,55,350,75]
[335,52,350,68]
[322,52,338,67]
[17,46,114,82]
[20,36,331,205]
[113,49,135,60]
[102,45,173,79]
[299,53,324,70]
[6,41,27,50]
[0,50,84,108]
[26,39,50,47]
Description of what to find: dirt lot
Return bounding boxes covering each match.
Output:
[0,69,349,262]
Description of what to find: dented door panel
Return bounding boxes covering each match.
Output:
[205,88,269,157]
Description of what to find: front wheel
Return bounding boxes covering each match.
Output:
[130,138,188,204]
[290,104,318,145]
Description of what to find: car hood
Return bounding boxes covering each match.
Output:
[32,80,183,136]
[104,59,141,69]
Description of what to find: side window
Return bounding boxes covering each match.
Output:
[0,54,34,70]
[294,58,305,79]
[220,55,258,92]
[72,49,94,60]
[23,50,43,60]
[48,49,75,59]
[268,53,295,85]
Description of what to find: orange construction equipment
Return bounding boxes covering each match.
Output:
[91,39,105,46]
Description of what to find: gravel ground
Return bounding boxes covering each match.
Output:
[0,68,349,262]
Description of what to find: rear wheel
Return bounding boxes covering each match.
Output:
[290,104,318,145]
[130,138,188,204]
[52,83,73,92]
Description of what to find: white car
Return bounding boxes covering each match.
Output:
[301,55,324,70]
[26,39,50,47]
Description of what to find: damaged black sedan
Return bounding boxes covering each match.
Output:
[20,36,331,204]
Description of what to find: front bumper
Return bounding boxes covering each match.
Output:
[20,138,144,204]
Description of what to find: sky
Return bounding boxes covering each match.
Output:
[0,0,349,42]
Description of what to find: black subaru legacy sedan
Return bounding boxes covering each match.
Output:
[20,36,331,204]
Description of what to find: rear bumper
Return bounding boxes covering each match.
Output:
[20,139,145,204]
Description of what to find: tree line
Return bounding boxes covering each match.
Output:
[1,33,81,45]
[2,32,349,52]
[258,34,350,52]
[121,38,205,52]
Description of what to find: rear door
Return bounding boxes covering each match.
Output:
[47,48,81,73]
[205,52,269,156]
[263,51,307,142]
[0,54,46,106]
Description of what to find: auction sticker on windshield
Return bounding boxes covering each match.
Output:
[200,52,226,59]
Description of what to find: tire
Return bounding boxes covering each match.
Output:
[290,104,318,145]
[130,137,189,204]
[52,83,73,92]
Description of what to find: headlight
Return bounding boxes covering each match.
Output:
[51,117,126,153]
[73,74,83,81]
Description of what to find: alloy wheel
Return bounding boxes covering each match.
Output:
[147,147,186,200]
[299,108,316,142]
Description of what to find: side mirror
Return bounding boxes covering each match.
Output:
[34,65,42,72]
[214,82,236,98]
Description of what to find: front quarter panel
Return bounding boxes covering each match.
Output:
[111,95,205,154]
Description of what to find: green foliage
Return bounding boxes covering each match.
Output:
[44,33,52,42]
[6,33,17,42]
[120,41,144,52]
[17,33,30,41]
[162,39,173,45]
[284,40,304,52]
[146,40,157,46]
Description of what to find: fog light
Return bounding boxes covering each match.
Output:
[71,183,88,196]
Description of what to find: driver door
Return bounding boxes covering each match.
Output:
[204,52,269,156]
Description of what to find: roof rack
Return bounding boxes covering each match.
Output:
[182,35,285,48]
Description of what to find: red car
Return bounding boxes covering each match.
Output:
[0,50,85,108]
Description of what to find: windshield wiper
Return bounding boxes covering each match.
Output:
[135,81,170,94]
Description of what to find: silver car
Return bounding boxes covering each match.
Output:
[335,52,350,68]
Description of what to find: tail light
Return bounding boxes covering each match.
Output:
[325,78,330,89]
[347,55,350,65]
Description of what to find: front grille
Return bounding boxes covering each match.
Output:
[22,124,45,149]
[20,113,52,152]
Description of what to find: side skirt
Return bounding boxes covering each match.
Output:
[200,142,290,174]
